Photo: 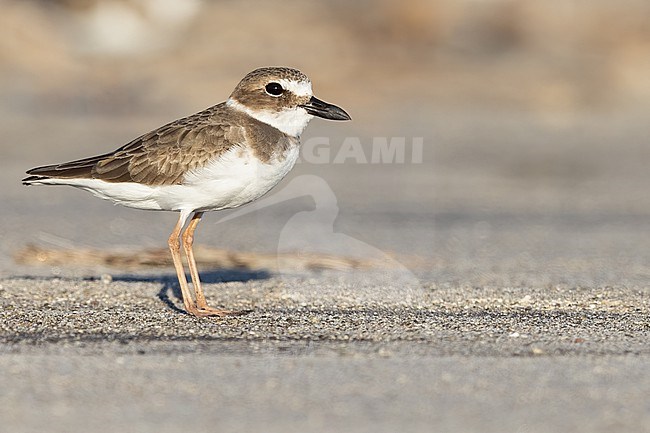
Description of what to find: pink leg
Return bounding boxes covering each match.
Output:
[181,211,240,316]
[167,211,201,316]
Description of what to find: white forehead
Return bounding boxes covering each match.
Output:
[277,78,312,97]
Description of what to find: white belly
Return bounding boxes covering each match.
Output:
[39,145,301,213]
[164,144,301,212]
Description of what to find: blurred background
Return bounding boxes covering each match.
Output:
[1,0,649,285]
[3,0,650,111]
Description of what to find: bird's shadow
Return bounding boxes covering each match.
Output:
[99,268,271,315]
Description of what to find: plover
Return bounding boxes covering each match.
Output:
[23,66,350,317]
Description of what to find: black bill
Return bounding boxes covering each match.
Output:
[300,96,351,121]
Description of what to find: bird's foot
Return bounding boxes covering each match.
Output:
[189,305,251,317]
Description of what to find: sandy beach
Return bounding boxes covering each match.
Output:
[1,1,650,432]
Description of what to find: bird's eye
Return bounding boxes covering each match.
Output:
[265,82,284,96]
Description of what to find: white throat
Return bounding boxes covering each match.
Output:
[227,98,312,137]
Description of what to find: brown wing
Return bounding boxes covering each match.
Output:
[25,104,246,186]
